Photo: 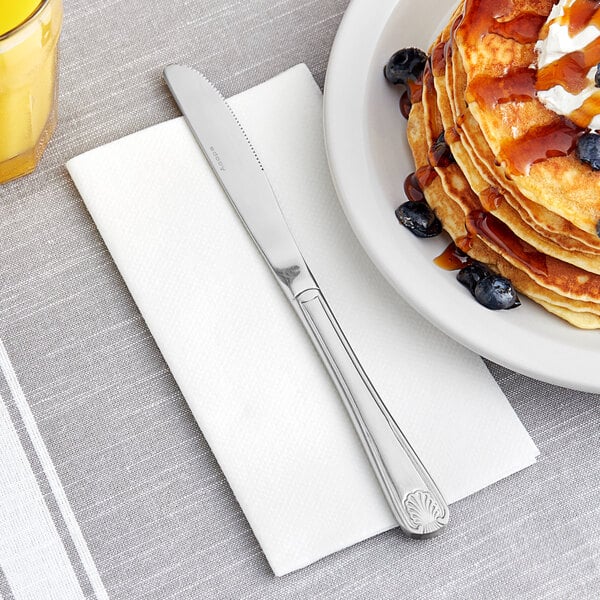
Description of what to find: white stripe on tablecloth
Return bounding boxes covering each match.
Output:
[0,392,85,600]
[0,340,109,600]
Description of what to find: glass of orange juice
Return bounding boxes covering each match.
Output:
[0,0,63,183]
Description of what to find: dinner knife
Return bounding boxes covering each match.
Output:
[163,64,449,538]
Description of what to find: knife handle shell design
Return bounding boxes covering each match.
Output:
[294,287,448,538]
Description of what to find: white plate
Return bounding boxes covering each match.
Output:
[324,0,600,393]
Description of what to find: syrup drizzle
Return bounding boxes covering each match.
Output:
[466,210,549,276]
[537,38,600,95]
[445,126,461,144]
[456,235,474,253]
[499,119,581,175]
[431,41,448,77]
[416,165,438,187]
[467,68,537,107]
[488,12,547,43]
[534,0,600,129]
[453,0,592,175]
[570,93,600,126]
[562,0,600,37]
[403,167,437,203]
[407,78,423,104]
[480,187,505,210]
[400,91,412,118]
[404,173,426,202]
[434,242,472,270]
[429,132,455,167]
[458,0,546,45]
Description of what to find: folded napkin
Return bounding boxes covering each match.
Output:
[66,64,539,576]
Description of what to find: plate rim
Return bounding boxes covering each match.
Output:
[323,0,600,393]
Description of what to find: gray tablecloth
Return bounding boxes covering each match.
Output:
[1,0,600,598]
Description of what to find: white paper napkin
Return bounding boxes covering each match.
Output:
[66,64,539,576]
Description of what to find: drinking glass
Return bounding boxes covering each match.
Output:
[0,0,63,183]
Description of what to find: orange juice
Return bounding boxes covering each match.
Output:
[0,0,63,183]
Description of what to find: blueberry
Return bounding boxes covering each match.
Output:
[395,201,442,237]
[595,63,600,88]
[384,48,427,86]
[457,262,492,294]
[576,133,600,170]
[473,275,521,310]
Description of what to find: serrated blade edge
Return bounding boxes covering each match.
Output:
[162,64,317,299]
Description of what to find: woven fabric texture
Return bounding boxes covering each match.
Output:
[1,0,599,598]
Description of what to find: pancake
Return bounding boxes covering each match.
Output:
[448,25,600,253]
[448,33,600,254]
[408,81,600,327]
[454,0,600,236]
[400,0,600,328]
[435,41,600,273]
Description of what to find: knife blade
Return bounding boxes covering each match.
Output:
[163,64,449,538]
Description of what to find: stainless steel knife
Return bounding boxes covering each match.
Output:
[163,64,449,538]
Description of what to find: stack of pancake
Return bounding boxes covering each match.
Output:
[406,0,600,328]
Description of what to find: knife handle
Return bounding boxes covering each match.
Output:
[293,287,448,538]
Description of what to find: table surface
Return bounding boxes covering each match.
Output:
[2,0,600,598]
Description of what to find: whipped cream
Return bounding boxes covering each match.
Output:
[535,0,600,131]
